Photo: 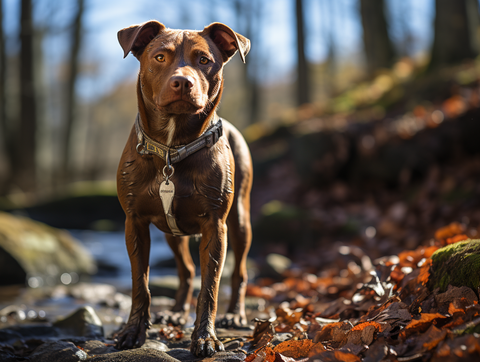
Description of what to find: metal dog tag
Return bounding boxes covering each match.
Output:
[159,180,175,215]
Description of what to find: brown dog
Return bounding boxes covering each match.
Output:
[114,20,252,357]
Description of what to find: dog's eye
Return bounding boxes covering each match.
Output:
[155,54,165,62]
[199,56,210,65]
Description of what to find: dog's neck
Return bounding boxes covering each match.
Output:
[136,81,223,147]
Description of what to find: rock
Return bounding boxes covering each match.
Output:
[253,201,308,246]
[87,348,178,362]
[29,341,88,362]
[3,324,60,340]
[53,306,104,338]
[0,212,96,286]
[164,348,196,361]
[142,339,169,352]
[258,253,292,279]
[0,328,22,344]
[149,275,202,298]
[151,257,177,270]
[165,349,247,362]
[69,283,131,310]
[221,252,258,282]
[9,194,125,230]
[428,239,480,292]
[78,340,118,355]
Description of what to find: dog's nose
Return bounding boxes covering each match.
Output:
[170,76,194,91]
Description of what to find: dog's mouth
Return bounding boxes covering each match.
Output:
[158,95,205,114]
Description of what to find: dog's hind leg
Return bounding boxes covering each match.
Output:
[155,234,195,325]
[222,196,252,328]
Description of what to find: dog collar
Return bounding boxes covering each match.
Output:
[134,114,223,163]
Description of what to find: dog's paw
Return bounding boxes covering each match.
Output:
[190,332,225,357]
[114,319,151,349]
[154,310,188,326]
[216,313,250,329]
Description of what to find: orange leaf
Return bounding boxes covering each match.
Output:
[448,302,465,315]
[434,222,465,241]
[308,342,326,357]
[446,234,469,245]
[442,95,466,118]
[442,317,465,330]
[334,351,361,362]
[350,321,382,332]
[406,313,447,329]
[422,325,448,350]
[415,264,431,285]
[245,347,276,362]
[273,339,314,358]
[423,245,439,258]
[435,342,451,357]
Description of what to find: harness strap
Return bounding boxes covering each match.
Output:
[165,212,184,236]
[135,114,223,163]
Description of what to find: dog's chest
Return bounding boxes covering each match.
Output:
[149,157,233,234]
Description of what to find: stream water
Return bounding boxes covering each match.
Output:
[69,226,174,289]
[0,227,178,336]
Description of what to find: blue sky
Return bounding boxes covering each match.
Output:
[2,0,434,100]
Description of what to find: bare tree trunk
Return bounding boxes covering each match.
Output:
[0,0,5,146]
[430,0,478,69]
[235,0,261,125]
[13,0,37,192]
[60,0,84,184]
[360,0,395,76]
[0,0,8,193]
[295,0,310,106]
[323,0,336,96]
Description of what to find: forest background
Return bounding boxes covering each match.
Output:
[1,0,480,253]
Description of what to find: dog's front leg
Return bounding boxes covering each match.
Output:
[191,219,228,357]
[115,217,151,349]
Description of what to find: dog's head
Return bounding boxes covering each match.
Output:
[118,21,250,117]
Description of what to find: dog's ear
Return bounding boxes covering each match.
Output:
[201,23,250,64]
[118,20,165,59]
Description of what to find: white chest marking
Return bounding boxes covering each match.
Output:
[166,118,175,146]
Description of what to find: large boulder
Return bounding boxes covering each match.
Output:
[428,239,480,292]
[0,212,96,285]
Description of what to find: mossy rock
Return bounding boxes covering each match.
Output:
[428,239,480,292]
[0,212,96,285]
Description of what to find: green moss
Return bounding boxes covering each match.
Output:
[429,239,480,292]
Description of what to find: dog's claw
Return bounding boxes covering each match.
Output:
[216,313,248,329]
[155,310,187,326]
[191,333,224,357]
[114,317,150,350]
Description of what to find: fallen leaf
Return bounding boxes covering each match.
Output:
[446,234,469,244]
[350,321,382,332]
[273,339,316,358]
[309,350,361,361]
[251,318,275,350]
[448,302,465,315]
[434,222,465,241]
[422,325,448,350]
[245,346,276,362]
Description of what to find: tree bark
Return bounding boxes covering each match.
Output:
[429,0,478,69]
[14,0,37,192]
[360,0,395,76]
[235,0,261,125]
[60,0,84,183]
[0,0,6,152]
[295,0,311,106]
[0,0,7,193]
